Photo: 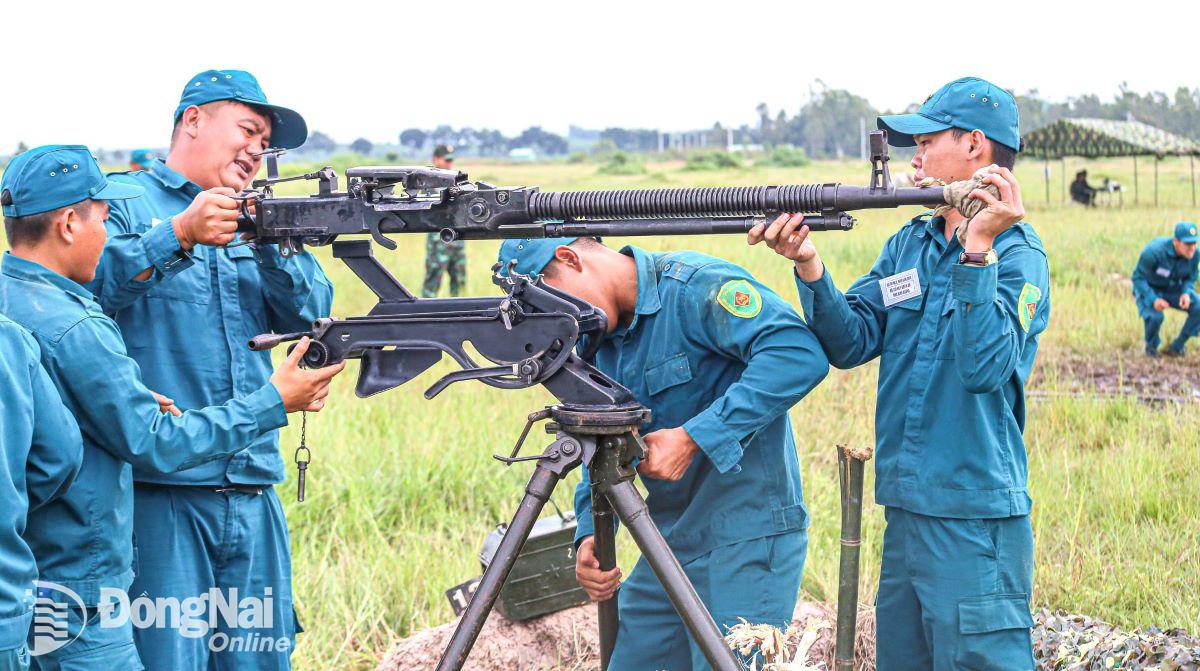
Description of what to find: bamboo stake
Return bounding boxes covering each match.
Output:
[835,444,873,671]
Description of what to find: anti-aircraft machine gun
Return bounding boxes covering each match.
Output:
[242,131,943,671]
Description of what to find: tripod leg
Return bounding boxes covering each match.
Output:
[591,489,619,669]
[436,466,561,671]
[602,479,741,671]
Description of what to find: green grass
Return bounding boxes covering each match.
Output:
[31,155,1198,668]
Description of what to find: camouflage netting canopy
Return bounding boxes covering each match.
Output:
[1023,118,1200,159]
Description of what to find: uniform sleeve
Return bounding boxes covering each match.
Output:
[949,244,1051,393]
[90,197,195,313]
[1130,245,1160,302]
[49,316,288,474]
[23,338,83,511]
[1185,259,1200,304]
[681,269,830,474]
[254,245,335,332]
[792,234,899,369]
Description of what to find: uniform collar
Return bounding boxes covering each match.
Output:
[148,159,202,196]
[622,245,663,316]
[1,252,96,304]
[608,246,661,338]
[911,214,953,250]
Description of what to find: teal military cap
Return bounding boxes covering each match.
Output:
[497,237,579,276]
[2,145,143,218]
[174,69,308,150]
[1174,221,1198,244]
[878,76,1021,152]
[130,149,156,168]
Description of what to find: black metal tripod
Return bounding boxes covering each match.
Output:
[435,403,740,671]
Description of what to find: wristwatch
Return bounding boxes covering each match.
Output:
[959,249,998,266]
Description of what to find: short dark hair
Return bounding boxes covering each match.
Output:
[950,128,1017,170]
[4,200,93,248]
[540,237,604,278]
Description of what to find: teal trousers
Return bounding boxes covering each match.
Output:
[875,508,1035,671]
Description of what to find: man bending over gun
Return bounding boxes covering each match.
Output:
[498,237,829,670]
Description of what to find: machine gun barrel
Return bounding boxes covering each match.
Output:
[526,184,942,222]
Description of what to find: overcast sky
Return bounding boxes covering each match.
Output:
[2,1,1195,150]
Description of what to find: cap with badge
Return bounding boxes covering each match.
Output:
[878,76,1022,153]
[129,149,157,169]
[174,69,308,150]
[433,144,455,160]
[497,237,579,276]
[2,145,143,218]
[1174,221,1198,244]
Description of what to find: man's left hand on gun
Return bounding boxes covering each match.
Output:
[637,427,699,481]
[963,167,1025,252]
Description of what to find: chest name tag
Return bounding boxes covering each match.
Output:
[879,268,922,308]
[1156,266,1172,278]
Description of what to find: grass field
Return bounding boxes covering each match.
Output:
[263,154,1200,669]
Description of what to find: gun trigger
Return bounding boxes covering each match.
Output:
[368,218,398,250]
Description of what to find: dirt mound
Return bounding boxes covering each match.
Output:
[376,601,869,671]
[378,603,1200,670]
[375,606,599,671]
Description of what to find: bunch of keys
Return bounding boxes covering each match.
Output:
[294,411,311,502]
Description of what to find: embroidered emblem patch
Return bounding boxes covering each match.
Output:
[717,279,762,318]
[1018,282,1042,333]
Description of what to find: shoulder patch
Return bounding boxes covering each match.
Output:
[716,279,762,319]
[1018,282,1042,333]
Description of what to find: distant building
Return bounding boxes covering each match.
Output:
[568,126,601,153]
[508,147,538,162]
[658,128,733,152]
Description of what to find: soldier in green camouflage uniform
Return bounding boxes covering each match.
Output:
[423,144,467,297]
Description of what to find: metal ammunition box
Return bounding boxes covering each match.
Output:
[478,513,590,621]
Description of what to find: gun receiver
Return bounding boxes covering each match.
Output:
[237,130,943,256]
[249,240,625,404]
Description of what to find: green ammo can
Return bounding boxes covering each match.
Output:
[478,512,591,621]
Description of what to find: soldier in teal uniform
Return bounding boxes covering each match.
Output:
[86,70,333,670]
[0,314,82,671]
[128,149,156,172]
[1131,221,1200,357]
[2,144,339,669]
[423,144,466,297]
[499,236,829,670]
[751,77,1050,670]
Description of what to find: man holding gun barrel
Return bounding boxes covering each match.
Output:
[752,77,1050,670]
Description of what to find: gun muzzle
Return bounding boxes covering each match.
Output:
[248,332,308,351]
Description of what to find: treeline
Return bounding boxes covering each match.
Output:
[353,84,1200,161]
[746,84,1200,159]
